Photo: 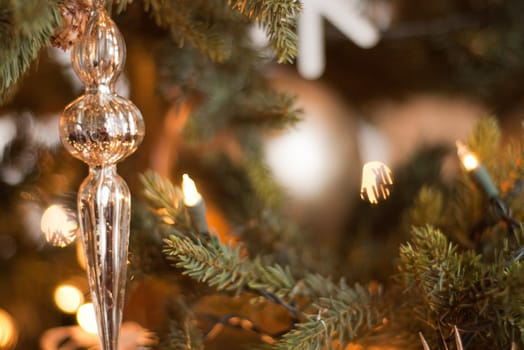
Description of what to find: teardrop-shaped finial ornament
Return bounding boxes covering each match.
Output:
[59,5,144,350]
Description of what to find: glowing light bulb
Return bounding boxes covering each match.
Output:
[182,174,208,233]
[0,308,17,350]
[360,161,393,204]
[54,284,84,314]
[41,204,78,247]
[456,141,479,171]
[182,174,202,207]
[76,303,98,335]
[455,140,499,198]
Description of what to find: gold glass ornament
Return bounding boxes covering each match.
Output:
[59,2,144,350]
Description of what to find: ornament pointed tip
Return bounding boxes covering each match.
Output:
[453,325,464,350]
[419,332,431,350]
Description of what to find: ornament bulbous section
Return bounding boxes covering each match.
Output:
[71,9,125,88]
[60,92,145,167]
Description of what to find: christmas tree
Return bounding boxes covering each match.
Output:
[1,0,524,349]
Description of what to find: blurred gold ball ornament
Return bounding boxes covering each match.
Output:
[0,308,17,350]
[360,161,393,204]
[41,204,78,247]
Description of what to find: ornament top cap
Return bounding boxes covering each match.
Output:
[71,7,125,90]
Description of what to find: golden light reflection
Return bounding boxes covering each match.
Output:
[182,174,202,207]
[41,204,78,247]
[76,239,86,270]
[0,308,17,350]
[76,303,98,335]
[360,161,393,204]
[54,284,84,314]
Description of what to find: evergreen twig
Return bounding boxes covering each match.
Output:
[163,233,384,349]
[398,225,524,348]
[227,0,301,63]
[160,318,205,350]
[0,0,61,105]
[143,0,230,62]
[272,283,381,350]
[147,167,384,349]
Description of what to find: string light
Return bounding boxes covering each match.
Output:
[54,284,84,314]
[456,140,479,171]
[40,204,78,247]
[456,141,499,198]
[76,303,98,335]
[182,174,208,233]
[360,161,393,204]
[182,174,202,207]
[0,308,17,350]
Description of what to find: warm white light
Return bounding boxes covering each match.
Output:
[0,308,17,350]
[182,174,202,207]
[456,141,479,171]
[462,154,478,170]
[76,303,98,335]
[54,284,84,314]
[360,161,393,204]
[41,204,78,247]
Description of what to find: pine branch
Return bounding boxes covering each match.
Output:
[244,156,285,209]
[163,234,296,297]
[227,0,301,63]
[398,226,482,319]
[233,91,301,128]
[412,117,505,249]
[408,187,445,229]
[143,171,384,348]
[141,171,180,209]
[495,260,524,345]
[465,117,500,168]
[111,0,135,13]
[397,226,474,346]
[163,234,384,349]
[272,283,382,350]
[143,0,230,62]
[0,0,61,105]
[398,225,524,348]
[139,169,299,268]
[160,319,204,350]
[139,170,194,235]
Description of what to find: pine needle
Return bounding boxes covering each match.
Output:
[0,0,61,105]
[227,0,301,63]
